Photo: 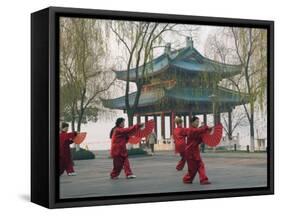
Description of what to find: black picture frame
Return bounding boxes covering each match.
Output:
[31,6,274,209]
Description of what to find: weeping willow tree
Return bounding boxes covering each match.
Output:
[110,21,177,126]
[60,18,115,132]
[204,27,267,152]
[231,27,267,152]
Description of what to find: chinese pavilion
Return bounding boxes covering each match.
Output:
[102,37,248,139]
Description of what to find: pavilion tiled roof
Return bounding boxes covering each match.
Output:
[113,46,242,82]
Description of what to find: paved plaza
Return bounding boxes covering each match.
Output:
[60,151,267,199]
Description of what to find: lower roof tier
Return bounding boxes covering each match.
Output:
[101,86,249,114]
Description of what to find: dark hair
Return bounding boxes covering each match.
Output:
[191,116,199,123]
[115,117,125,127]
[61,122,69,129]
[110,117,125,138]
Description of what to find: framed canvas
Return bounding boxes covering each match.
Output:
[31,6,274,208]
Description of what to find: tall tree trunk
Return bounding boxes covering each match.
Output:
[127,111,134,126]
[228,110,233,140]
[76,108,85,152]
[71,119,75,132]
[77,111,84,132]
[77,88,86,132]
[127,111,135,149]
[250,104,255,152]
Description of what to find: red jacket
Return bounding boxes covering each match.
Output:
[59,131,77,157]
[111,124,141,157]
[185,126,209,160]
[173,127,190,153]
[173,126,209,154]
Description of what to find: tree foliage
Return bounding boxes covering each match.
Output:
[60,18,115,131]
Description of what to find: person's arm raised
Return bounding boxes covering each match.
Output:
[115,123,144,136]
[66,131,77,140]
[183,126,211,136]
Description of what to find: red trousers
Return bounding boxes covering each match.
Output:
[60,148,74,175]
[176,152,186,171]
[110,156,133,178]
[183,158,208,183]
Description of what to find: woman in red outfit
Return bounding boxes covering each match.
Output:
[173,117,210,171]
[173,117,189,171]
[183,116,212,185]
[59,122,77,176]
[110,118,143,179]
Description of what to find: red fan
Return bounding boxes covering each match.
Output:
[73,132,87,145]
[128,120,155,144]
[128,136,142,144]
[135,120,155,138]
[201,123,223,147]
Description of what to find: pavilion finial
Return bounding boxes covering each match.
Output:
[186,36,193,48]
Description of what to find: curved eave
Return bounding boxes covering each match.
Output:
[192,47,242,71]
[101,90,165,110]
[170,61,241,78]
[100,97,124,110]
[165,87,249,105]
[203,58,242,77]
[113,54,170,82]
[172,47,242,76]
